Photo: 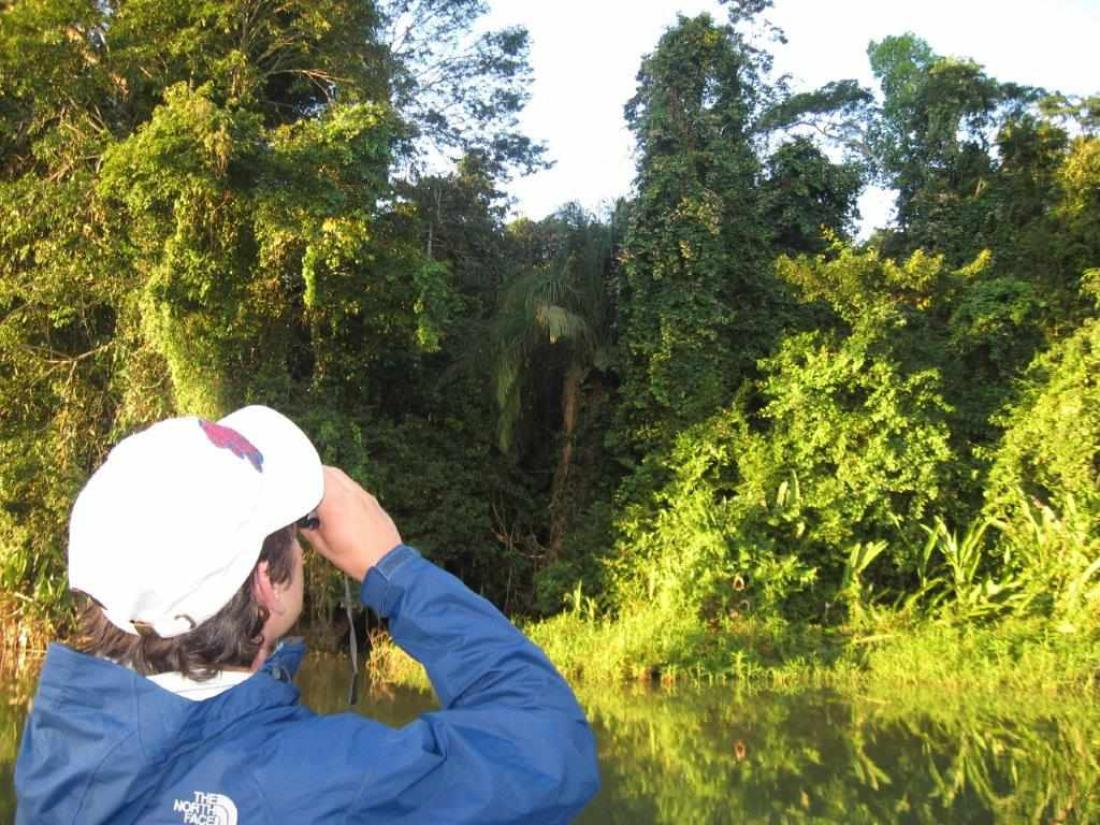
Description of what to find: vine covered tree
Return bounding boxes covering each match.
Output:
[616,11,777,456]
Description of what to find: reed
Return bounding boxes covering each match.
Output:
[0,593,54,681]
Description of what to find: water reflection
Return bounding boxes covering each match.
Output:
[573,684,1100,824]
[297,654,437,724]
[3,656,1098,823]
[1,673,34,824]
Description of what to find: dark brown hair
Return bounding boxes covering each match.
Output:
[75,526,297,680]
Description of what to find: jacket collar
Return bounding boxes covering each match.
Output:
[35,640,307,763]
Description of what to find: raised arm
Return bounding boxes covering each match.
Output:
[301,467,600,824]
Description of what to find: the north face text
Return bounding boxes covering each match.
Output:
[172,791,239,825]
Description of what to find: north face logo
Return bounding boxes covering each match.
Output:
[172,791,238,825]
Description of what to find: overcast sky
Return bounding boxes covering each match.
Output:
[482,0,1100,235]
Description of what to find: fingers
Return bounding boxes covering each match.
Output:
[298,466,402,581]
[298,520,329,554]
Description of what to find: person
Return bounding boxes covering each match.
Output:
[15,405,600,824]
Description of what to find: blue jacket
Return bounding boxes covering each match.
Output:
[16,545,599,823]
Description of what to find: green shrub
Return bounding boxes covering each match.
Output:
[983,317,1100,626]
[608,328,955,630]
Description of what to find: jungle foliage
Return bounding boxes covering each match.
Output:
[1,1,1096,677]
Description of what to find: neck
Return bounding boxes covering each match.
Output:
[250,639,275,672]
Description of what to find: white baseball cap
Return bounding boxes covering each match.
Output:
[68,405,324,638]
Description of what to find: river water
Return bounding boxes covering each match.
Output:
[3,655,1098,823]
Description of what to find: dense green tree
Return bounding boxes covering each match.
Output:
[867,34,1035,263]
[761,137,863,255]
[977,315,1100,624]
[984,316,1100,534]
[402,153,511,328]
[369,155,531,608]
[616,12,777,456]
[1052,135,1100,315]
[0,0,441,622]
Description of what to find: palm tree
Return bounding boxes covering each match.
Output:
[494,206,615,562]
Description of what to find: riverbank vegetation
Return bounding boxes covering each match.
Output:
[1,1,1096,689]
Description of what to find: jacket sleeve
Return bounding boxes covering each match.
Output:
[352,544,600,824]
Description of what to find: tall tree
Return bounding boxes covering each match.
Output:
[377,0,546,178]
[867,33,1037,262]
[616,11,778,457]
[0,0,443,621]
[761,137,863,255]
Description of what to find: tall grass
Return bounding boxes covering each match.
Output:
[0,592,55,680]
[363,497,1098,695]
[1004,495,1100,627]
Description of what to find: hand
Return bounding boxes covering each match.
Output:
[299,466,402,581]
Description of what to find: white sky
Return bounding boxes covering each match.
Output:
[483,0,1100,235]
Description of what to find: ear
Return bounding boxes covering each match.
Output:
[252,560,286,616]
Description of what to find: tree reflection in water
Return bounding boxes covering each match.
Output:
[574,684,1099,824]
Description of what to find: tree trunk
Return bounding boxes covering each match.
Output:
[548,362,583,562]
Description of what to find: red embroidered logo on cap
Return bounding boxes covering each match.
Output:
[198,420,264,472]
